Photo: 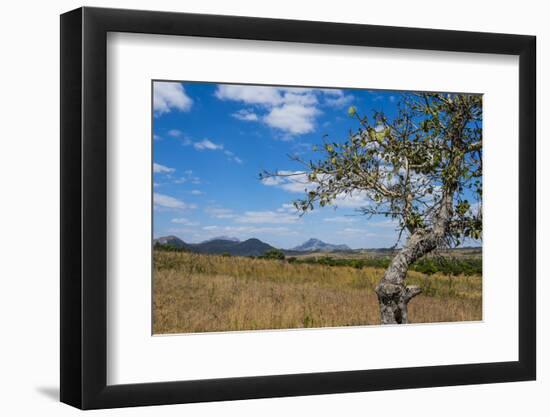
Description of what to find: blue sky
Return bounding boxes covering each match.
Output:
[152,81,478,249]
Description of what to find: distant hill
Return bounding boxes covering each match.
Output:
[228,238,275,256]
[154,236,275,257]
[153,235,189,249]
[202,236,240,243]
[192,239,241,254]
[291,238,351,252]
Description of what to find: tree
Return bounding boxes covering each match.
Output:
[153,242,185,252]
[261,248,286,260]
[262,93,482,324]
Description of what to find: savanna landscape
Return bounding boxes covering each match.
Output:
[153,244,482,334]
[153,81,482,332]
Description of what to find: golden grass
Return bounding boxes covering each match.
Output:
[153,251,482,334]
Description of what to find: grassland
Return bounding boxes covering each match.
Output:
[153,250,482,334]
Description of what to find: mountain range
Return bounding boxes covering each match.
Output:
[154,236,351,256]
[291,238,351,252]
[154,236,275,256]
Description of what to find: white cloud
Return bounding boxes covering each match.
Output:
[235,210,299,224]
[191,139,242,163]
[154,193,196,210]
[173,171,201,185]
[224,150,244,164]
[262,171,370,208]
[321,89,354,108]
[205,207,236,219]
[232,109,259,121]
[153,162,175,174]
[340,228,364,234]
[153,82,192,114]
[214,85,353,136]
[202,225,295,236]
[194,139,223,151]
[171,217,200,226]
[263,104,320,135]
[167,129,182,137]
[336,228,381,237]
[281,90,318,106]
[261,171,314,193]
[233,226,295,235]
[205,204,300,226]
[261,176,284,186]
[323,216,357,223]
[191,190,203,195]
[215,85,284,106]
[276,203,298,213]
[332,191,371,208]
[368,219,400,229]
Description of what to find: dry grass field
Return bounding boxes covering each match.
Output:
[153,251,482,334]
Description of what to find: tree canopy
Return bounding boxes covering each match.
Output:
[264,92,482,249]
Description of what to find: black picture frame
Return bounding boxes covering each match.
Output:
[60,6,536,410]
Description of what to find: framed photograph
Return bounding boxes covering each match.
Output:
[60,6,536,409]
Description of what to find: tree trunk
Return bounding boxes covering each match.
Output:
[375,192,454,324]
[374,231,437,324]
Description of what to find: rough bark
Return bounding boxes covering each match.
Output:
[375,191,454,324]
[375,231,436,324]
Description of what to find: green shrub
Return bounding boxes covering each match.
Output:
[154,242,185,252]
[261,249,286,260]
[291,254,481,276]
